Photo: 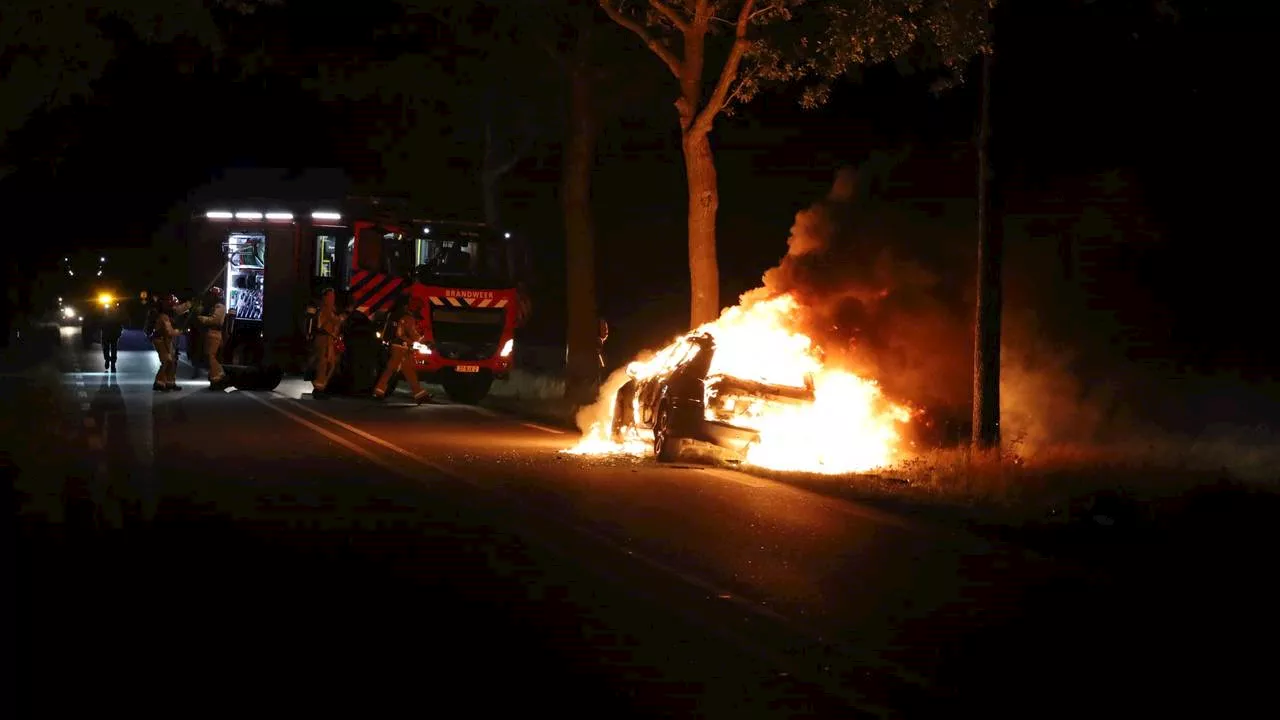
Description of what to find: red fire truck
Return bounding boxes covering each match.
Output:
[187,197,528,401]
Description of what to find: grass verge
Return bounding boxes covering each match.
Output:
[473,368,1280,553]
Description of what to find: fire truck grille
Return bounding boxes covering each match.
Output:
[433,341,499,361]
[429,306,504,359]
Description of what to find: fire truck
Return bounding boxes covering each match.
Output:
[186,197,528,401]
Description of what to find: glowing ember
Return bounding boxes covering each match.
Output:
[563,293,913,473]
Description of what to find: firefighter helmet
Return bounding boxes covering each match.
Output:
[209,286,223,298]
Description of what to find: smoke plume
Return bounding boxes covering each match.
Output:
[743,162,1133,454]
[746,164,974,431]
[748,161,1280,476]
[574,157,1280,479]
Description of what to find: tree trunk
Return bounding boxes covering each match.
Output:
[972,48,1004,451]
[681,128,721,327]
[563,60,600,404]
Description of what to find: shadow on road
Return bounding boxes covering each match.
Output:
[16,509,671,717]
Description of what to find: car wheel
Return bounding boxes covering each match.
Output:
[653,404,679,463]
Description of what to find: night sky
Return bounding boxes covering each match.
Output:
[3,0,1276,375]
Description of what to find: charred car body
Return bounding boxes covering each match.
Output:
[610,332,816,463]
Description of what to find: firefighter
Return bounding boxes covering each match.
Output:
[196,286,227,387]
[100,301,124,372]
[150,294,182,391]
[311,288,341,394]
[372,297,430,404]
[597,316,609,386]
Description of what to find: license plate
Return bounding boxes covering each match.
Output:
[455,365,480,373]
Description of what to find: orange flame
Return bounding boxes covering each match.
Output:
[564,293,913,474]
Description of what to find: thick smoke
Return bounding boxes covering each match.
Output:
[746,164,974,431]
[578,158,1280,477]
[746,162,1140,454]
[751,162,1280,476]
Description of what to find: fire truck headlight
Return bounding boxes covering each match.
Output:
[500,338,514,357]
[412,341,432,355]
[63,306,75,319]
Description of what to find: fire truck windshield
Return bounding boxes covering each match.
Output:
[414,231,515,290]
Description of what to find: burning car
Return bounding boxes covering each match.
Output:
[610,331,817,463]
[568,294,912,474]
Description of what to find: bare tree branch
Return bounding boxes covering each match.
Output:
[648,0,690,32]
[723,67,754,108]
[597,0,682,79]
[748,3,777,23]
[709,3,778,29]
[691,0,754,133]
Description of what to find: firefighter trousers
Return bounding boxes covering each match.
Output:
[204,330,224,383]
[152,337,176,387]
[102,336,119,366]
[373,345,428,400]
[312,335,337,391]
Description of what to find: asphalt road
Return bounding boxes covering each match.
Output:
[7,327,1278,719]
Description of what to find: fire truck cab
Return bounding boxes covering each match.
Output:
[187,198,527,401]
[353,218,526,403]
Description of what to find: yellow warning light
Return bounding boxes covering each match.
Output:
[97,292,114,307]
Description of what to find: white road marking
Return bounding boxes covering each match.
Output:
[466,404,568,434]
[279,397,459,479]
[703,468,924,532]
[273,395,780,605]
[240,393,408,478]
[76,391,87,398]
[262,394,925,699]
[520,421,566,434]
[80,403,91,411]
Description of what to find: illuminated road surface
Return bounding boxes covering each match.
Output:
[10,328,1275,719]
